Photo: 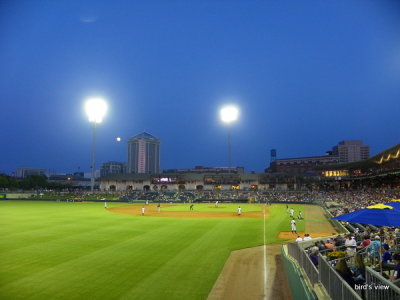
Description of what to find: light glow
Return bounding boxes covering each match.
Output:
[220,105,239,124]
[85,98,108,123]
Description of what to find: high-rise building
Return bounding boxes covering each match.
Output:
[127,132,161,174]
[332,140,370,163]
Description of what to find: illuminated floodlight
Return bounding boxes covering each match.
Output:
[85,98,108,123]
[220,105,239,124]
[84,97,108,193]
[116,137,121,142]
[219,105,240,168]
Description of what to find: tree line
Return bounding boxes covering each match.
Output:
[0,174,73,190]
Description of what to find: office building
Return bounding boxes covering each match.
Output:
[332,140,369,163]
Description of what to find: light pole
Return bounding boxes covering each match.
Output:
[220,105,239,169]
[85,98,108,192]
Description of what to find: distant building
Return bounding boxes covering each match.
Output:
[270,149,277,163]
[73,172,84,178]
[48,173,91,188]
[268,154,339,174]
[267,140,369,174]
[16,168,46,178]
[332,140,369,163]
[100,161,125,177]
[127,132,161,174]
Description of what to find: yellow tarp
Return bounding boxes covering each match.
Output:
[390,199,400,202]
[366,204,394,210]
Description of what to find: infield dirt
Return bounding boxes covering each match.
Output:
[108,204,265,218]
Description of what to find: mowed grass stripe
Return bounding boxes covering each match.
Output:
[0,201,113,238]
[0,212,186,286]
[120,219,263,300]
[1,219,261,299]
[0,217,202,298]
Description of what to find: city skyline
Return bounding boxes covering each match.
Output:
[1,1,400,175]
[7,137,381,177]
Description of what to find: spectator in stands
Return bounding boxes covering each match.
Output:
[395,229,400,243]
[335,259,355,288]
[362,236,371,248]
[317,240,326,251]
[309,248,319,266]
[368,236,381,265]
[385,232,396,248]
[382,244,392,263]
[390,253,400,281]
[381,244,395,271]
[351,253,366,284]
[345,235,357,257]
[324,239,334,251]
[362,227,371,239]
[334,235,345,250]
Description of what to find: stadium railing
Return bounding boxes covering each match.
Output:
[287,242,319,286]
[365,266,400,300]
[318,255,362,300]
[287,239,400,300]
[287,240,362,299]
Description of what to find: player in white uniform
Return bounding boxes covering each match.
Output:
[237,206,242,216]
[291,218,297,234]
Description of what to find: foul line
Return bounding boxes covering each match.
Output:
[263,205,267,300]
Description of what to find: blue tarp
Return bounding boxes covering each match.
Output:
[385,201,400,210]
[333,203,400,227]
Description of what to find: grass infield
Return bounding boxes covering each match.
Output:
[0,201,305,300]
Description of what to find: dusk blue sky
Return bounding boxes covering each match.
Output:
[1,0,400,175]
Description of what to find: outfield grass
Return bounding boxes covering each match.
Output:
[0,201,305,300]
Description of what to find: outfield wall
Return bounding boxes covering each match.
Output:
[2,193,33,199]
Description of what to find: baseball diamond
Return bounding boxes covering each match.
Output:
[0,201,335,300]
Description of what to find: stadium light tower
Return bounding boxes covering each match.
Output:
[220,105,239,169]
[85,98,108,192]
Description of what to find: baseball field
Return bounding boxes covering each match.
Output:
[0,201,334,300]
